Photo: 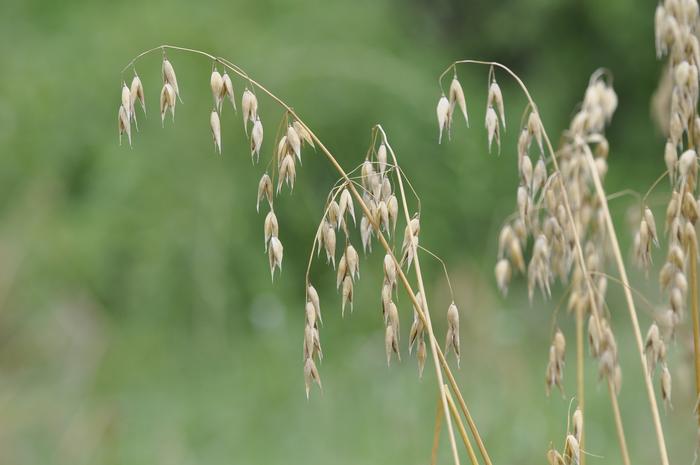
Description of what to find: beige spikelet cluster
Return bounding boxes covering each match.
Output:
[117,74,146,146]
[545,329,566,396]
[208,67,240,155]
[303,284,323,398]
[547,407,583,465]
[436,73,470,143]
[488,70,619,395]
[485,74,505,154]
[648,0,700,410]
[409,291,427,377]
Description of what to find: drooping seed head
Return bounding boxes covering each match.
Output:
[449,77,469,127]
[485,106,500,154]
[292,121,314,148]
[384,253,397,287]
[495,258,512,295]
[241,89,258,134]
[303,357,322,399]
[307,284,321,325]
[377,143,388,175]
[564,434,580,465]
[341,275,353,316]
[268,236,284,280]
[287,124,302,162]
[416,336,427,378]
[527,110,544,155]
[162,58,181,101]
[487,80,505,129]
[436,95,451,144]
[210,110,222,154]
[211,69,224,110]
[661,364,672,410]
[251,117,264,162]
[445,303,460,366]
[572,408,583,443]
[264,210,279,249]
[222,71,236,111]
[130,75,146,114]
[385,323,400,366]
[345,244,360,280]
[338,188,356,226]
[159,83,177,124]
[323,222,336,267]
[118,104,131,147]
[121,83,132,120]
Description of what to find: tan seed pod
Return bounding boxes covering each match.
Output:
[268,236,284,280]
[327,200,340,228]
[336,254,347,289]
[264,210,279,249]
[661,364,672,410]
[564,434,580,465]
[386,300,400,335]
[449,77,469,127]
[645,322,661,373]
[665,140,678,184]
[437,95,451,143]
[210,70,224,110]
[345,245,359,280]
[644,207,659,246]
[162,58,181,101]
[377,143,388,175]
[159,83,176,124]
[278,154,296,192]
[287,124,302,162]
[445,303,460,366]
[553,329,566,361]
[305,301,316,329]
[292,121,314,148]
[121,83,132,120]
[361,160,375,187]
[378,201,390,233]
[323,223,336,267]
[222,71,236,111]
[680,149,698,181]
[517,128,531,161]
[360,216,373,253]
[485,106,500,154]
[241,89,258,134]
[303,324,315,360]
[527,110,544,155]
[385,324,400,366]
[256,174,273,213]
[307,285,321,325]
[381,177,392,201]
[588,314,601,357]
[416,336,427,378]
[683,191,699,223]
[495,258,512,295]
[572,408,583,443]
[303,357,322,399]
[251,117,264,163]
[533,158,547,194]
[520,155,533,188]
[210,110,221,154]
[381,282,392,314]
[384,253,397,286]
[338,188,356,226]
[130,75,146,114]
[277,135,288,161]
[387,195,398,234]
[487,80,505,129]
[547,449,565,465]
[341,275,353,316]
[408,294,425,354]
[118,105,132,147]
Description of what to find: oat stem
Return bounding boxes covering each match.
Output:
[608,378,632,465]
[445,386,480,465]
[376,124,460,465]
[690,235,700,417]
[432,391,444,465]
[575,301,585,465]
[582,146,668,465]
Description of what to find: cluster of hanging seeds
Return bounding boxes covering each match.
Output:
[546,407,583,465]
[646,0,700,410]
[545,329,566,396]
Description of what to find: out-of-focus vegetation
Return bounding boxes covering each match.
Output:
[0,0,695,464]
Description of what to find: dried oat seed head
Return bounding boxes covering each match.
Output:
[210,110,221,154]
[485,106,500,154]
[303,357,322,399]
[211,69,224,111]
[130,75,146,114]
[268,236,284,280]
[487,80,505,129]
[222,71,236,111]
[162,58,181,102]
[241,89,258,134]
[437,95,451,144]
[118,104,131,147]
[251,117,264,162]
[449,77,469,127]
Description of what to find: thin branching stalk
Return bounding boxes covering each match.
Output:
[445,386,480,465]
[608,378,632,465]
[432,392,444,465]
[582,145,668,465]
[575,303,586,465]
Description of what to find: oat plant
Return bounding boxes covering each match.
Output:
[117,3,700,461]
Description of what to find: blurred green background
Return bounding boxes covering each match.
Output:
[0,0,696,464]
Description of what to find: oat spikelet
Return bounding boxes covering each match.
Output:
[485,106,500,154]
[118,105,131,147]
[445,302,460,367]
[162,58,181,102]
[256,173,273,213]
[417,337,427,378]
[222,71,237,111]
[487,80,505,129]
[130,75,145,115]
[211,69,224,111]
[385,324,400,366]
[449,77,469,127]
[287,124,302,162]
[495,258,511,295]
[303,357,321,399]
[437,95,450,143]
[572,408,583,443]
[159,83,176,124]
[268,236,283,280]
[338,188,356,226]
[661,364,672,411]
[241,89,258,135]
[210,110,221,154]
[292,121,314,149]
[251,117,264,162]
[307,284,322,325]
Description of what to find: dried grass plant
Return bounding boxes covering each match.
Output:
[116,2,700,462]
